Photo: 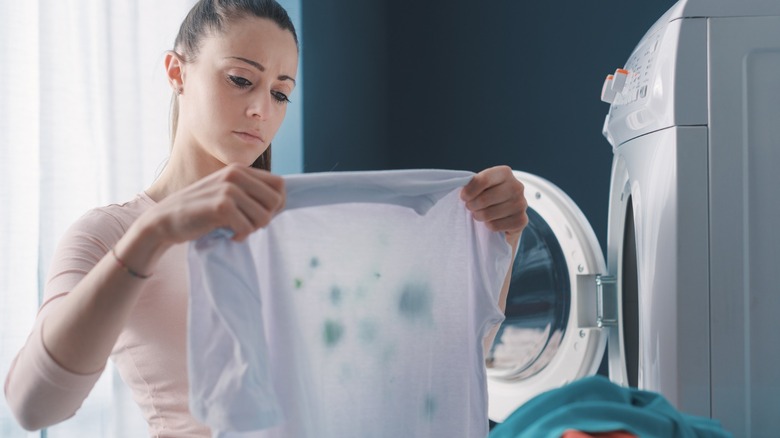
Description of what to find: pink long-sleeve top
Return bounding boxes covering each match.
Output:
[4,192,210,437]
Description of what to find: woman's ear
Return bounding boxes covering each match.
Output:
[165,51,185,94]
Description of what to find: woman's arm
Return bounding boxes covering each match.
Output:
[4,164,286,430]
[39,217,170,375]
[4,216,167,430]
[43,164,286,374]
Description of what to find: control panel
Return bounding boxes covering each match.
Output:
[601,29,664,107]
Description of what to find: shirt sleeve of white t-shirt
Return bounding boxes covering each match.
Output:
[188,227,283,433]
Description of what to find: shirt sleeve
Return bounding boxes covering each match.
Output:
[187,232,283,433]
[4,208,126,431]
[471,211,513,339]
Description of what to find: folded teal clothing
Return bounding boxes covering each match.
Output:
[489,376,732,438]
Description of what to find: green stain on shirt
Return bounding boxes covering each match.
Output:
[424,394,437,420]
[330,286,342,306]
[324,319,344,347]
[398,282,433,324]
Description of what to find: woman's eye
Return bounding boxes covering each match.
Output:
[271,91,290,104]
[228,75,252,88]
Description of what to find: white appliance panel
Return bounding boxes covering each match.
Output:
[708,15,780,436]
[606,126,710,417]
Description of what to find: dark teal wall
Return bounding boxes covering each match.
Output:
[301,0,389,171]
[302,1,675,248]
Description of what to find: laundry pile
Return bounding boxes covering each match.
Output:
[489,376,732,438]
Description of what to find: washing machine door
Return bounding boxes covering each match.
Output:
[487,171,608,422]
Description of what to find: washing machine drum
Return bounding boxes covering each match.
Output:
[487,171,609,423]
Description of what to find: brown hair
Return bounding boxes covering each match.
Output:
[170,0,298,170]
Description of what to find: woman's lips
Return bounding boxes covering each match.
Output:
[234,131,265,145]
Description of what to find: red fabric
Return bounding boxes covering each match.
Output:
[561,430,638,438]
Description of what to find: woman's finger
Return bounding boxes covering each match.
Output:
[461,165,513,202]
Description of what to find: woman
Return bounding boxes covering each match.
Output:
[4,0,528,435]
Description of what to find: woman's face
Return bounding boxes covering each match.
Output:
[175,17,298,167]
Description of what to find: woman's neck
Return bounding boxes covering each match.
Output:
[145,137,225,202]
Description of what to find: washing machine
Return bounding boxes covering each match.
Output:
[488,1,780,436]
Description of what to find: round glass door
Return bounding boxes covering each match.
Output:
[486,207,571,380]
[488,171,607,423]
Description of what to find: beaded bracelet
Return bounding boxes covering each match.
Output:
[111,247,152,279]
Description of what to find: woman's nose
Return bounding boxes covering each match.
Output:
[248,93,271,121]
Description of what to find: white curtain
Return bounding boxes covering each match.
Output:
[0,0,301,436]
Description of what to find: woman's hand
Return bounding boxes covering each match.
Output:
[148,163,286,245]
[461,165,528,245]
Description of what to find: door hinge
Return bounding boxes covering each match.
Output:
[577,274,618,328]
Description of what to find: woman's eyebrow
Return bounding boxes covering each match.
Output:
[226,56,296,85]
[228,56,265,71]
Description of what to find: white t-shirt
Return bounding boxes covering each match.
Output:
[187,169,512,438]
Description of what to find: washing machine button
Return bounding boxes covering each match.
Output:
[601,75,617,103]
[601,69,629,104]
[611,68,629,93]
